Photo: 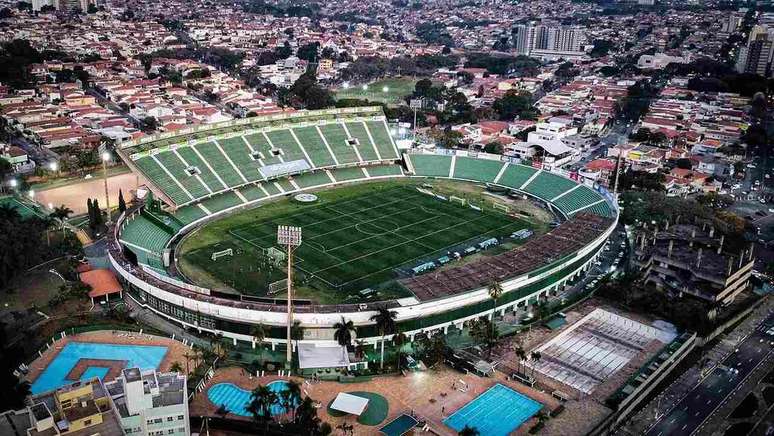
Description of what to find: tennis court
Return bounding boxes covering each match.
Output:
[228,186,528,291]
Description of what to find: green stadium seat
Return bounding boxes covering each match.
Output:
[243,132,282,166]
[292,126,337,167]
[409,154,452,177]
[265,129,306,163]
[318,124,360,164]
[172,204,208,224]
[365,120,399,159]
[293,171,334,189]
[194,141,245,187]
[176,146,227,192]
[342,121,380,161]
[238,184,268,202]
[453,156,502,182]
[154,150,211,199]
[366,165,403,177]
[217,136,264,182]
[554,185,602,215]
[497,164,538,189]
[522,171,578,201]
[200,191,244,214]
[133,156,192,204]
[120,215,173,256]
[330,167,368,182]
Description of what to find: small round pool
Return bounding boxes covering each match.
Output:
[207,381,296,417]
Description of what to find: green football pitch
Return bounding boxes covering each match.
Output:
[178,182,535,300]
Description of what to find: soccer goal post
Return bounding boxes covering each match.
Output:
[449,195,466,206]
[267,247,287,266]
[268,278,288,295]
[211,248,233,261]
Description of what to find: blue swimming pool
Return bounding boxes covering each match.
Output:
[31,342,168,394]
[443,384,542,436]
[207,381,297,417]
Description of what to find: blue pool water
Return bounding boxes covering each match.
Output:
[31,342,168,394]
[443,384,542,436]
[207,381,297,417]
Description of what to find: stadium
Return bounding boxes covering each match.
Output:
[108,106,619,351]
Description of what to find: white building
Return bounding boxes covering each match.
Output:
[105,368,190,436]
[505,117,581,169]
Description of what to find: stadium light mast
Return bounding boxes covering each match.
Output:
[277,225,302,369]
[102,150,112,224]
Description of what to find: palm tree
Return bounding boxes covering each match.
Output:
[515,346,526,375]
[0,204,20,221]
[488,280,503,316]
[282,379,302,422]
[49,205,72,223]
[333,317,356,361]
[370,308,397,370]
[530,351,541,380]
[182,351,192,374]
[393,330,408,369]
[169,361,183,373]
[248,384,277,431]
[458,425,480,436]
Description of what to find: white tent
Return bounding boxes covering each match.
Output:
[329,393,369,416]
[297,343,350,369]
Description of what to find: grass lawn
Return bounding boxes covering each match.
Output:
[1,258,74,311]
[178,180,538,303]
[334,78,418,105]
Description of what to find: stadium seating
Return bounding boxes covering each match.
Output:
[194,142,245,187]
[216,137,264,182]
[318,123,360,164]
[553,185,602,215]
[408,154,452,177]
[237,184,269,202]
[497,164,538,189]
[172,204,208,225]
[265,129,307,162]
[343,122,380,161]
[453,156,503,182]
[200,191,244,214]
[119,215,173,258]
[293,171,333,189]
[365,120,400,159]
[292,126,337,167]
[366,165,403,177]
[330,167,368,181]
[175,146,227,192]
[244,132,283,166]
[154,151,211,198]
[522,171,578,200]
[133,156,192,204]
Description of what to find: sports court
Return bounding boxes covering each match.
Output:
[227,186,528,291]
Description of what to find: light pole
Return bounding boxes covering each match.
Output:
[277,225,302,369]
[102,151,112,224]
[48,161,58,178]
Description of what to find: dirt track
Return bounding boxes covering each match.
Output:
[36,172,140,214]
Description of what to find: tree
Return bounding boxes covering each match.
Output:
[280,379,302,422]
[118,189,126,213]
[291,320,304,353]
[488,281,503,314]
[297,42,320,63]
[0,158,11,184]
[169,361,183,373]
[470,318,499,358]
[458,425,480,436]
[492,90,537,121]
[529,351,541,380]
[370,308,397,370]
[248,384,278,430]
[333,317,355,360]
[49,205,72,222]
[392,330,408,369]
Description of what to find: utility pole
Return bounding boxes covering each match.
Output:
[102,150,112,224]
[277,225,302,369]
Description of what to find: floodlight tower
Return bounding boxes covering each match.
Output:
[277,225,302,368]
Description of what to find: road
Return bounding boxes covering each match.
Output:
[645,311,774,436]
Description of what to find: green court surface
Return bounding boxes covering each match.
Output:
[0,196,47,219]
[178,181,533,300]
[334,78,417,105]
[327,391,389,425]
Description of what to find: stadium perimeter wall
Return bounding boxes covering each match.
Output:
[110,153,618,347]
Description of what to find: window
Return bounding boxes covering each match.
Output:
[167,417,174,422]
[178,427,186,433]
[154,418,163,424]
[168,429,175,434]
[125,429,133,434]
[147,420,154,425]
[83,419,92,426]
[177,415,185,420]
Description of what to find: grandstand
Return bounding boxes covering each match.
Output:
[404,151,614,219]
[121,108,399,209]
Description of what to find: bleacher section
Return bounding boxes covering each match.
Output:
[409,154,453,177]
[453,156,502,182]
[119,215,173,261]
[521,171,578,201]
[294,171,333,189]
[366,165,403,177]
[128,117,397,207]
[200,191,244,214]
[407,152,615,219]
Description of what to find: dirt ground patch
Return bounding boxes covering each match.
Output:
[36,172,141,214]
